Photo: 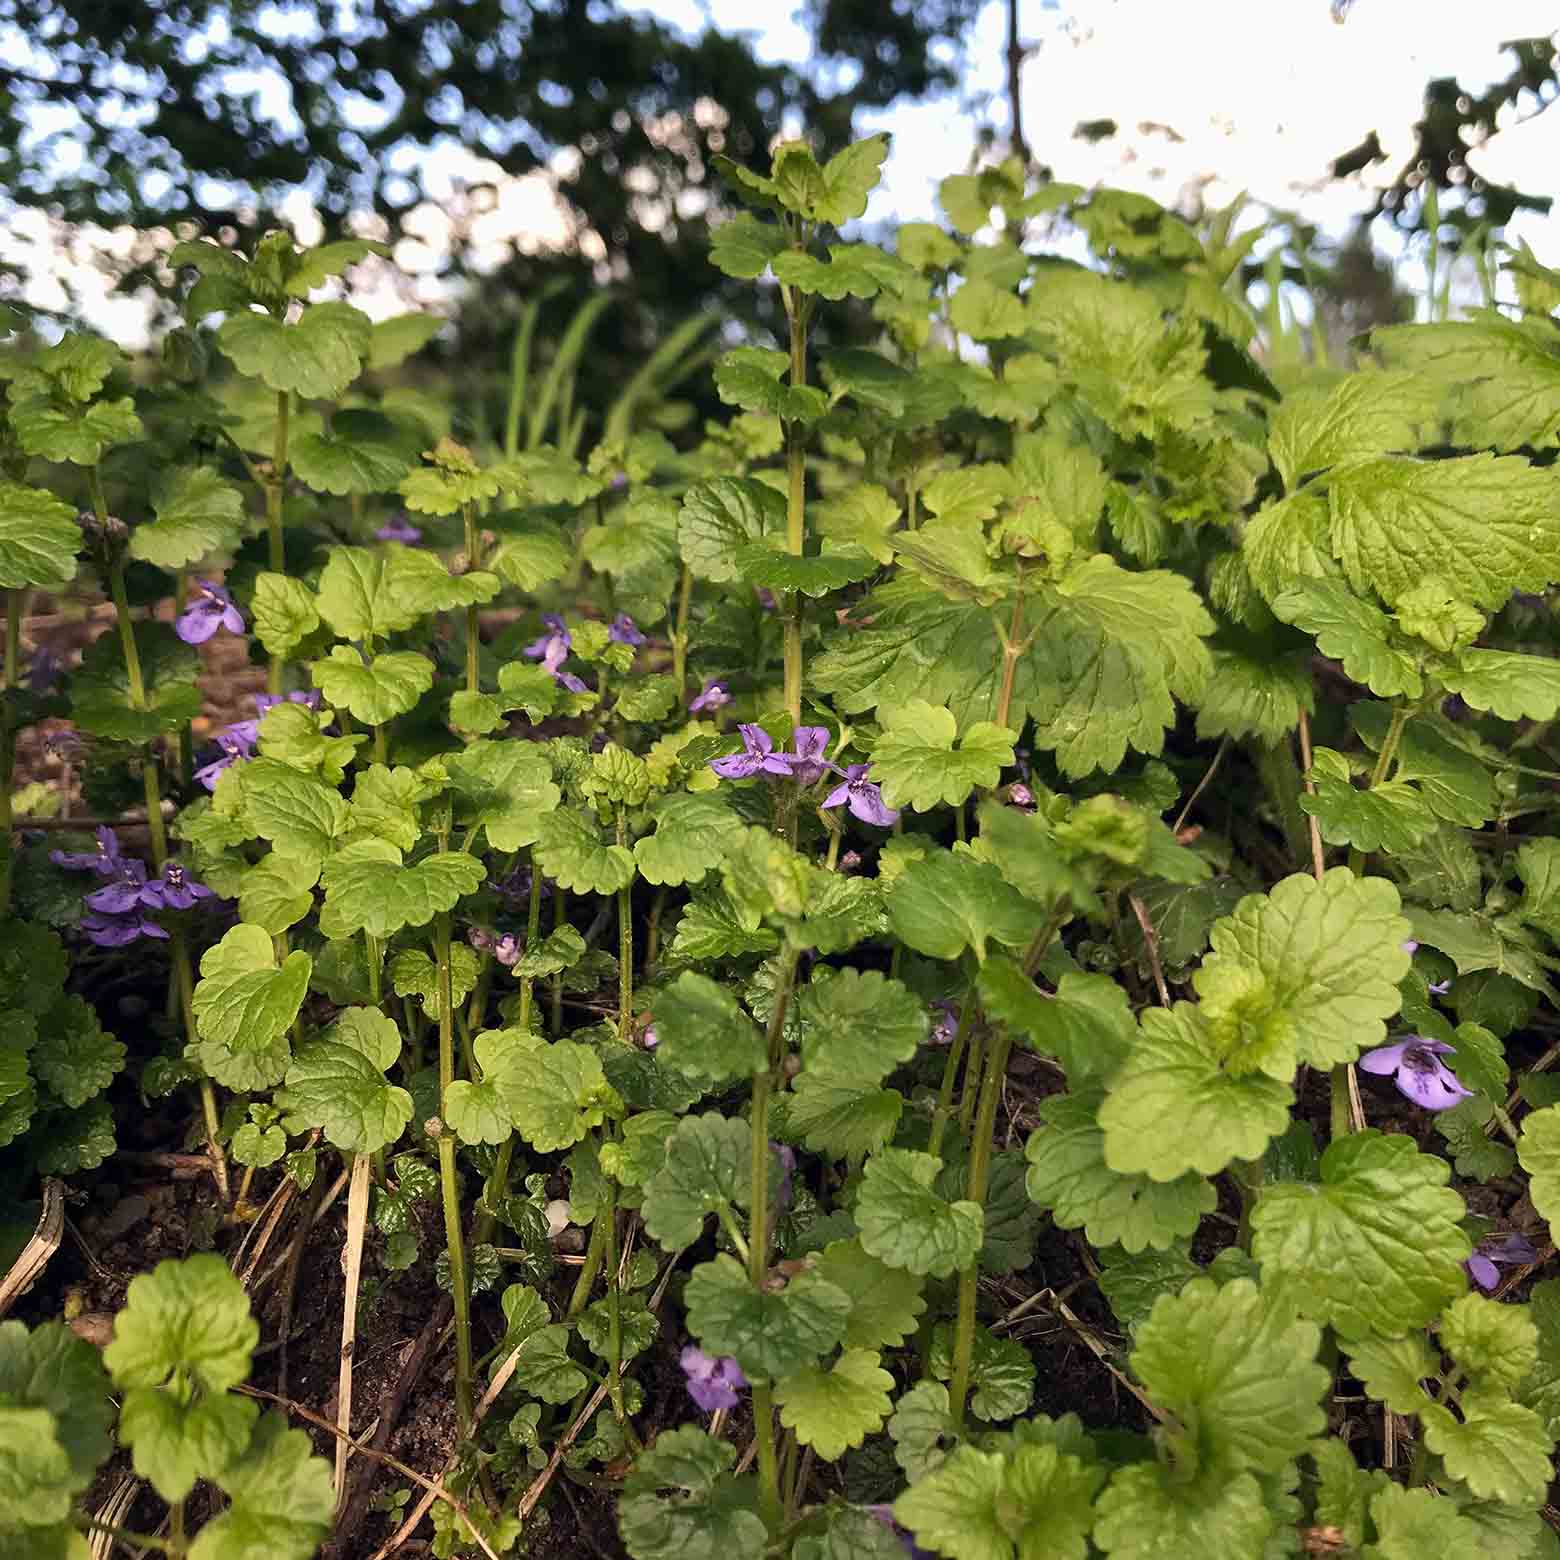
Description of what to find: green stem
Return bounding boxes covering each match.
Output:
[644,885,667,973]
[568,1206,609,1318]
[949,1027,1014,1433]
[752,1383,781,1534]
[463,504,481,695]
[365,932,383,1007]
[551,886,568,1035]
[0,590,19,916]
[671,565,693,694]
[781,282,808,728]
[617,810,633,1042]
[958,1026,985,1136]
[927,986,976,1159]
[1329,1062,1353,1142]
[519,854,544,1030]
[434,913,474,1431]
[266,391,291,693]
[993,570,1027,734]
[603,1184,626,1423]
[374,723,388,765]
[1235,1156,1264,1252]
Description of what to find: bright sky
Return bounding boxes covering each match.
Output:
[5,0,1558,341]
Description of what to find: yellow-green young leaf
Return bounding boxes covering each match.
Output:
[856,1148,983,1278]
[1267,371,1434,491]
[713,347,829,423]
[641,1114,751,1250]
[892,518,1005,604]
[1328,453,1560,610]
[1518,1104,1560,1234]
[684,1253,851,1382]
[255,702,361,785]
[1271,577,1423,699]
[1195,645,1315,747]
[678,477,786,582]
[319,839,484,939]
[217,301,372,398]
[813,1239,926,1352]
[1099,1004,1293,1181]
[776,1349,894,1460]
[632,793,743,887]
[894,1442,1103,1560]
[1024,1090,1216,1252]
[708,212,785,279]
[276,1007,411,1156]
[1250,1130,1470,1340]
[949,279,1028,340]
[813,483,901,564]
[1439,1293,1539,1392]
[795,967,926,1086]
[771,244,915,302]
[618,1425,768,1560]
[650,972,763,1087]
[870,701,1015,812]
[1421,1394,1555,1507]
[979,959,1136,1085]
[116,1370,258,1504]
[444,1028,613,1152]
[489,448,604,507]
[249,572,321,659]
[190,925,311,1090]
[237,852,320,935]
[189,1411,334,1560]
[1194,868,1411,1075]
[534,806,636,896]
[1303,747,1438,854]
[1345,1333,1437,1414]
[1093,1464,1273,1559]
[0,482,79,590]
[346,763,435,851]
[315,544,499,641]
[309,646,433,725]
[9,395,142,465]
[387,943,480,1020]
[1364,1483,1483,1560]
[487,515,573,591]
[1440,650,1560,722]
[927,1323,1033,1422]
[291,417,416,496]
[130,466,246,569]
[814,133,890,224]
[104,1254,258,1394]
[367,312,444,369]
[9,332,123,401]
[442,740,559,853]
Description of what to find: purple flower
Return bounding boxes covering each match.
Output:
[822,764,899,827]
[1008,782,1035,809]
[689,679,732,715]
[254,690,322,718]
[642,1024,658,1051]
[492,933,521,967]
[84,857,154,913]
[194,719,260,792]
[786,726,833,787]
[680,1347,746,1412]
[930,1000,959,1046]
[52,826,123,875]
[80,909,169,947]
[773,1143,796,1215]
[376,517,423,543]
[710,723,794,780]
[756,589,777,611]
[1428,977,1452,997]
[523,614,569,662]
[1401,940,1420,955]
[840,849,862,872]
[176,579,245,645]
[26,646,62,694]
[153,863,214,911]
[1359,1037,1475,1112]
[1466,1233,1538,1292]
[608,613,645,647]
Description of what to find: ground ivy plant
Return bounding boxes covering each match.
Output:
[5,131,1560,1560]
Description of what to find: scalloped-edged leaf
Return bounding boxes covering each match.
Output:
[855,1148,983,1278]
[870,701,1015,812]
[309,646,432,725]
[190,925,311,1090]
[319,839,484,938]
[1271,577,1422,699]
[651,972,764,1087]
[216,301,372,398]
[684,1253,851,1382]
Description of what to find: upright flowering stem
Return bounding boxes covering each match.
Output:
[993,567,1028,734]
[671,565,693,693]
[617,810,634,1043]
[265,391,291,693]
[949,1025,1013,1434]
[751,940,800,1532]
[519,856,544,1031]
[927,986,976,1160]
[550,885,568,1035]
[434,912,474,1431]
[462,503,481,695]
[0,589,20,916]
[781,256,810,728]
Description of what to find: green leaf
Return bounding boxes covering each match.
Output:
[641,1114,750,1250]
[1519,1279,1560,1439]
[104,1253,257,1393]
[578,1291,658,1363]
[0,483,79,590]
[444,1028,613,1152]
[1363,1483,1483,1560]
[490,448,604,507]
[9,395,142,465]
[1195,644,1314,746]
[1250,1130,1470,1340]
[388,944,480,1020]
[1268,371,1433,490]
[291,415,415,497]
[276,1007,411,1155]
[190,1411,334,1560]
[1407,906,1554,996]
[634,793,745,887]
[772,244,914,302]
[1355,704,1495,829]
[1328,454,1560,610]
[32,994,124,1108]
[346,763,433,852]
[487,514,573,591]
[512,924,586,981]
[1441,1293,1538,1392]
[815,134,890,224]
[249,573,321,659]
[235,759,350,857]
[256,702,361,784]
[1300,748,1437,854]
[1346,1332,1437,1414]
[978,961,1135,1085]
[885,849,1044,963]
[679,478,786,582]
[708,213,785,279]
[868,701,1015,812]
[131,467,246,569]
[1519,1104,1560,1233]
[618,1426,767,1560]
[684,1253,851,1381]
[813,1238,926,1351]
[216,301,372,398]
[509,1324,589,1404]
[927,1324,1035,1422]
[1099,1004,1293,1180]
[713,347,828,423]
[1194,867,1412,1073]
[1093,1465,1272,1559]
[671,886,779,962]
[0,1321,112,1524]
[309,646,432,725]
[117,1387,257,1504]
[366,312,443,369]
[890,1381,956,1480]
[1440,650,1560,722]
[1024,1090,1215,1252]
[1436,1096,1517,1182]
[191,925,312,1090]
[70,621,201,741]
[320,840,484,939]
[1422,1394,1554,1507]
[795,967,927,1085]
[1271,578,1422,699]
[443,740,560,852]
[1132,1277,1325,1476]
[894,1443,1103,1560]
[786,1074,902,1157]
[948,279,1029,340]
[533,806,635,896]
[734,542,876,598]
[651,973,764,1087]
[775,1349,894,1460]
[316,544,499,641]
[1094,1244,1202,1334]
[855,1148,983,1278]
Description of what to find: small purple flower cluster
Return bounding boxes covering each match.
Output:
[708,725,899,828]
[523,614,587,694]
[175,580,245,645]
[376,516,423,543]
[689,679,731,714]
[1465,1233,1537,1292]
[52,827,215,946]
[679,1347,745,1412]
[1358,1037,1473,1112]
[468,927,522,967]
[195,691,321,791]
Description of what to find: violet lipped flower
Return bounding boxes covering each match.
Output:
[840,849,862,872]
[52,825,123,875]
[822,763,900,827]
[26,646,61,694]
[930,1000,959,1046]
[1008,782,1035,809]
[492,933,521,967]
[194,719,260,792]
[680,1347,746,1413]
[254,690,322,718]
[81,909,169,947]
[154,863,215,911]
[176,579,245,645]
[523,614,569,662]
[642,1024,658,1051]
[786,726,833,787]
[84,857,154,914]
[1358,1036,1474,1112]
[376,517,423,544]
[756,588,777,611]
[710,723,794,780]
[689,679,731,715]
[1466,1233,1538,1292]
[608,613,645,647]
